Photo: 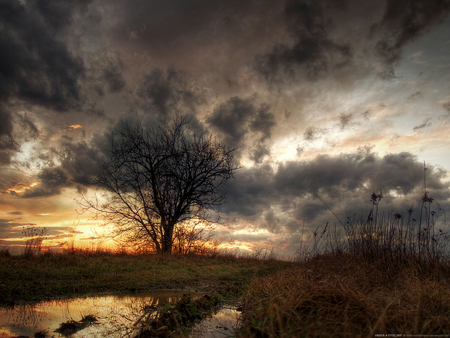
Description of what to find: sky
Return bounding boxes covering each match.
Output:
[1,0,450,257]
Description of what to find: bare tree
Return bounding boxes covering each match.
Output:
[81,116,239,254]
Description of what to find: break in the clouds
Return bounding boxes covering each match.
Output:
[1,0,450,255]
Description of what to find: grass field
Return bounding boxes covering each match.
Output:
[0,250,292,305]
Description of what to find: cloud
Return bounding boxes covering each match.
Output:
[0,0,96,164]
[17,113,39,138]
[22,167,71,198]
[8,211,23,215]
[443,101,450,114]
[254,0,353,82]
[0,218,36,238]
[0,0,87,111]
[0,106,17,164]
[339,113,354,129]
[138,68,201,117]
[249,104,276,140]
[207,97,276,150]
[413,118,432,130]
[219,149,450,233]
[60,140,109,186]
[101,57,126,94]
[250,144,272,164]
[34,0,92,31]
[252,0,450,84]
[371,0,450,73]
[221,164,275,217]
[303,126,317,141]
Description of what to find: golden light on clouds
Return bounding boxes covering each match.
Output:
[218,241,255,252]
[69,124,82,129]
[6,182,38,194]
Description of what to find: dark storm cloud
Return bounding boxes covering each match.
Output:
[117,0,222,45]
[60,140,109,186]
[220,150,450,227]
[22,167,70,198]
[0,0,93,165]
[34,0,91,31]
[0,106,13,138]
[371,0,450,71]
[207,97,276,149]
[254,0,353,82]
[0,0,88,112]
[294,202,326,221]
[114,0,259,52]
[101,60,126,94]
[208,97,254,146]
[138,68,201,117]
[0,105,18,164]
[17,113,39,139]
[252,0,450,83]
[222,164,275,217]
[249,105,276,140]
[274,151,433,197]
[250,144,272,164]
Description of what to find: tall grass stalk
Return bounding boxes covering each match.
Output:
[239,182,450,337]
[299,190,449,271]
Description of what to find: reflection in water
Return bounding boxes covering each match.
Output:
[190,305,241,338]
[0,291,185,338]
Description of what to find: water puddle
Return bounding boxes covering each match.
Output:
[190,305,241,338]
[0,292,242,338]
[0,291,186,337]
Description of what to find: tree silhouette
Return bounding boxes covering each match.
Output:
[82,116,239,254]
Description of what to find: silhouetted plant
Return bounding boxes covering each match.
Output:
[302,166,449,270]
[22,226,48,257]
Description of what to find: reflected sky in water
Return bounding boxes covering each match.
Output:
[190,306,241,338]
[0,291,185,337]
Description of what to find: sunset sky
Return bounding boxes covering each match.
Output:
[1,0,450,257]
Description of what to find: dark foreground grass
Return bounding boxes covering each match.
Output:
[0,251,292,305]
[237,253,450,337]
[236,191,450,338]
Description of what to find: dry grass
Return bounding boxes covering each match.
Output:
[238,253,450,337]
[238,188,450,337]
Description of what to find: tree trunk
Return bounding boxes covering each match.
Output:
[162,224,174,254]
